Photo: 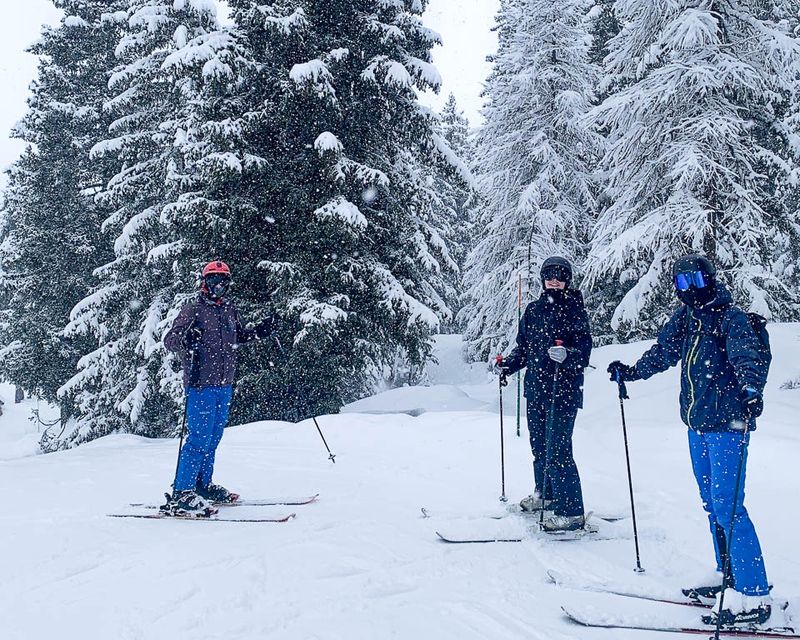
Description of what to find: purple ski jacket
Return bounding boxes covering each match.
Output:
[164,295,258,388]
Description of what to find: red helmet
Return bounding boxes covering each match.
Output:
[202,261,231,277]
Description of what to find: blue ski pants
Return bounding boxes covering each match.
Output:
[527,399,584,517]
[174,385,233,492]
[688,429,769,596]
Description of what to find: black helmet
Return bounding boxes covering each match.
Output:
[672,254,716,308]
[540,256,573,288]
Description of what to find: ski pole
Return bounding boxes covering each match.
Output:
[540,340,562,528]
[171,347,196,490]
[312,416,336,463]
[496,354,508,502]
[516,274,522,438]
[615,372,645,572]
[713,421,751,640]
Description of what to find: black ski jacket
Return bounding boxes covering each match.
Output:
[503,288,592,412]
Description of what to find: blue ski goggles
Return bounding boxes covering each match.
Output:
[674,270,709,291]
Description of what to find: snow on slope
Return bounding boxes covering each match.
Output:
[2,329,800,639]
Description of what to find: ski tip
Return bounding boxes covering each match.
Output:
[545,569,561,585]
[561,606,593,627]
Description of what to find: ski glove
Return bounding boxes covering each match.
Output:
[493,356,511,387]
[548,345,567,364]
[740,385,764,418]
[183,326,202,352]
[607,361,640,383]
[254,317,279,340]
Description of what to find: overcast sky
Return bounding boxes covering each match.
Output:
[0,0,498,175]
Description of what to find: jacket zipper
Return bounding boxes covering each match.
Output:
[685,315,703,428]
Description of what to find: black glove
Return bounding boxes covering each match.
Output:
[183,326,202,352]
[740,385,764,418]
[607,361,639,383]
[254,317,279,340]
[493,356,511,387]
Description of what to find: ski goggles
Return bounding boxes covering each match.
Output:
[674,270,709,291]
[541,265,570,282]
[204,274,231,296]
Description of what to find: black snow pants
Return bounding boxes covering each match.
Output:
[526,397,584,517]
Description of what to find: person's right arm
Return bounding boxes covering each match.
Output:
[633,306,687,379]
[501,308,530,375]
[163,304,196,354]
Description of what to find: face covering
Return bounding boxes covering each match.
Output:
[204,274,231,300]
[675,281,715,308]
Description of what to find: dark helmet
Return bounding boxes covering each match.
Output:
[540,256,573,288]
[201,260,232,300]
[672,254,716,308]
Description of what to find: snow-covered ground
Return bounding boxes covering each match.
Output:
[2,329,800,639]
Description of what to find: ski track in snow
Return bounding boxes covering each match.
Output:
[2,328,800,639]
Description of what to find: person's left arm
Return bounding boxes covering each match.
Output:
[566,305,592,369]
[725,310,767,392]
[234,307,258,344]
[235,309,281,345]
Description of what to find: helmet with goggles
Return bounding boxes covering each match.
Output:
[201,260,232,300]
[540,256,573,288]
[672,254,716,308]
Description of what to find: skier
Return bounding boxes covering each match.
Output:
[496,256,592,531]
[161,260,279,517]
[607,254,771,626]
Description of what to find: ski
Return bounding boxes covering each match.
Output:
[435,521,602,544]
[546,569,712,609]
[129,494,319,509]
[108,512,296,523]
[436,531,522,544]
[562,605,800,638]
[421,505,626,523]
[547,570,789,612]
[508,504,628,523]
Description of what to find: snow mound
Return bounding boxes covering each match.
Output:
[341,383,487,415]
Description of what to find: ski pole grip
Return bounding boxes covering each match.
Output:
[554,339,563,347]
[495,354,503,366]
[615,372,629,400]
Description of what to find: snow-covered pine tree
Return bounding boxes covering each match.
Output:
[584,1,800,339]
[587,0,620,67]
[161,4,288,425]
[58,0,223,447]
[434,93,476,331]
[460,0,602,361]
[0,1,126,427]
[228,0,462,418]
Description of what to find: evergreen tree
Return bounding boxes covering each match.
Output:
[0,1,125,432]
[434,93,475,331]
[584,0,800,339]
[59,0,223,446]
[228,0,460,416]
[460,0,601,361]
[587,0,620,67]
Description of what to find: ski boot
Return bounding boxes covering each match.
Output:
[159,490,218,518]
[702,589,772,627]
[541,514,585,532]
[519,494,552,513]
[196,482,239,504]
